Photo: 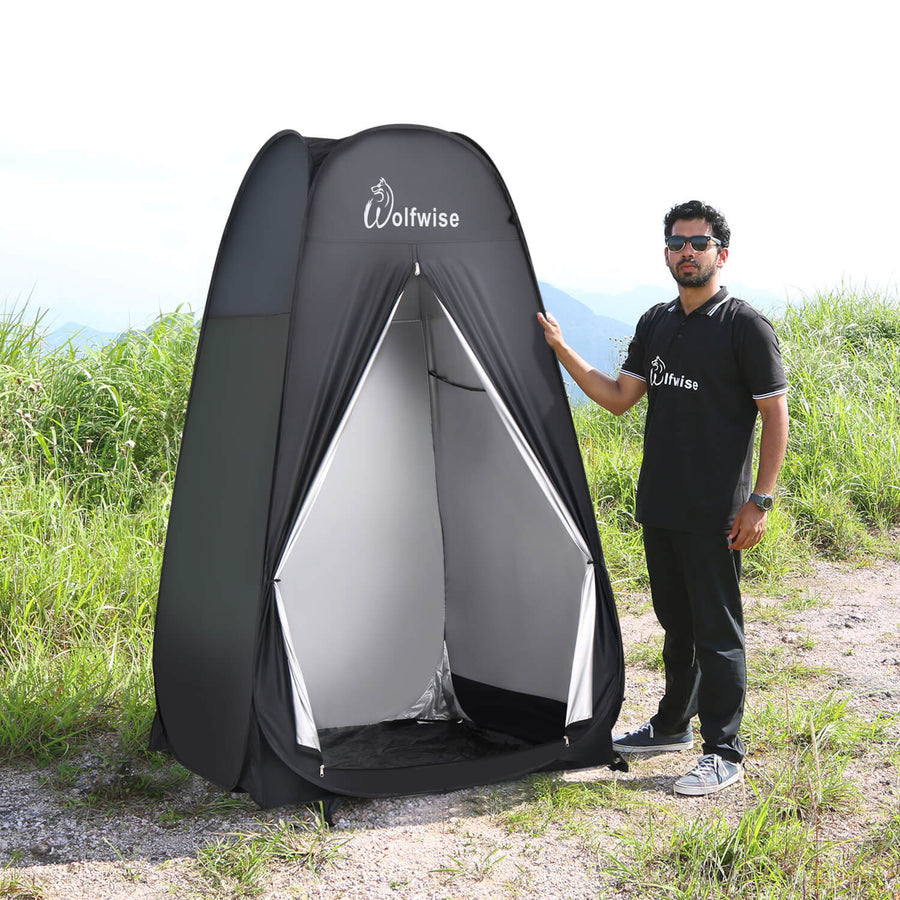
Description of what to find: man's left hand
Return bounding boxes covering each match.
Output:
[728,502,768,550]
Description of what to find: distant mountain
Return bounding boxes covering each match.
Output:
[43,322,120,351]
[563,284,671,328]
[728,283,790,319]
[538,282,634,402]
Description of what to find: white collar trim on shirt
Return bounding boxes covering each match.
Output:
[667,293,733,316]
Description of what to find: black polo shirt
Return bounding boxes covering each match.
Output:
[620,287,787,534]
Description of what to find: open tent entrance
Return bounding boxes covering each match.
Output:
[273,270,597,771]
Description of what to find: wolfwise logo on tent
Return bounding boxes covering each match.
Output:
[363,178,461,230]
[650,355,699,391]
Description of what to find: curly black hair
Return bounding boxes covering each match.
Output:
[663,200,731,248]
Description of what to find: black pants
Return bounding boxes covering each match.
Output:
[643,526,746,763]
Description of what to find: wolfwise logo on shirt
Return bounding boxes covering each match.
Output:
[650,356,699,391]
[363,177,461,230]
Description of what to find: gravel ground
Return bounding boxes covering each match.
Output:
[2,554,898,898]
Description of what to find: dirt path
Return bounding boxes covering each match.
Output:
[2,556,898,899]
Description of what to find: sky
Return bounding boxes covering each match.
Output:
[2,1,897,333]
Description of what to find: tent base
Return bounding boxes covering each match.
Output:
[319,719,531,770]
[150,710,627,808]
[149,713,336,809]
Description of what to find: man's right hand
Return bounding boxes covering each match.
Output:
[537,311,564,351]
[536,311,646,416]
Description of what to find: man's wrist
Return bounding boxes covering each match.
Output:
[749,492,774,511]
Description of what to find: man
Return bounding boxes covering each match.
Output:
[537,200,789,796]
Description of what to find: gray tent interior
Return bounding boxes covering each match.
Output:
[151,126,625,806]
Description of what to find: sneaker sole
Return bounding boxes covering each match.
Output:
[673,767,743,796]
[612,740,694,755]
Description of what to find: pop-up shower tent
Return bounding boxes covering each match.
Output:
[150,126,625,807]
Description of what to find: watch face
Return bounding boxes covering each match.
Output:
[753,493,774,510]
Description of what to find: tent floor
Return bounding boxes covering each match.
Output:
[318,719,533,770]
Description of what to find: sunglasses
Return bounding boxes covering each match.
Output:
[665,235,723,253]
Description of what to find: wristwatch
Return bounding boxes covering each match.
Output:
[750,492,775,511]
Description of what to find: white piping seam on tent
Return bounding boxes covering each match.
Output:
[433,297,590,558]
[273,288,407,747]
[275,289,407,577]
[432,294,595,725]
[567,564,597,725]
[274,582,321,749]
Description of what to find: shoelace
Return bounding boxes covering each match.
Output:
[688,754,718,776]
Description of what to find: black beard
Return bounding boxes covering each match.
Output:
[671,262,716,288]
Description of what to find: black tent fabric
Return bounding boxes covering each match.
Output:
[151,125,626,807]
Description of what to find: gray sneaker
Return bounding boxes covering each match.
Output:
[674,753,743,796]
[612,721,694,755]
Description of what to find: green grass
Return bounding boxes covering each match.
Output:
[625,636,665,672]
[600,766,897,900]
[0,870,45,900]
[606,797,822,899]
[432,846,508,884]
[0,474,165,759]
[504,775,645,837]
[0,307,190,760]
[777,288,900,556]
[41,755,195,809]
[743,691,896,756]
[573,401,649,591]
[745,646,828,690]
[504,691,898,899]
[1,306,194,509]
[194,816,347,896]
